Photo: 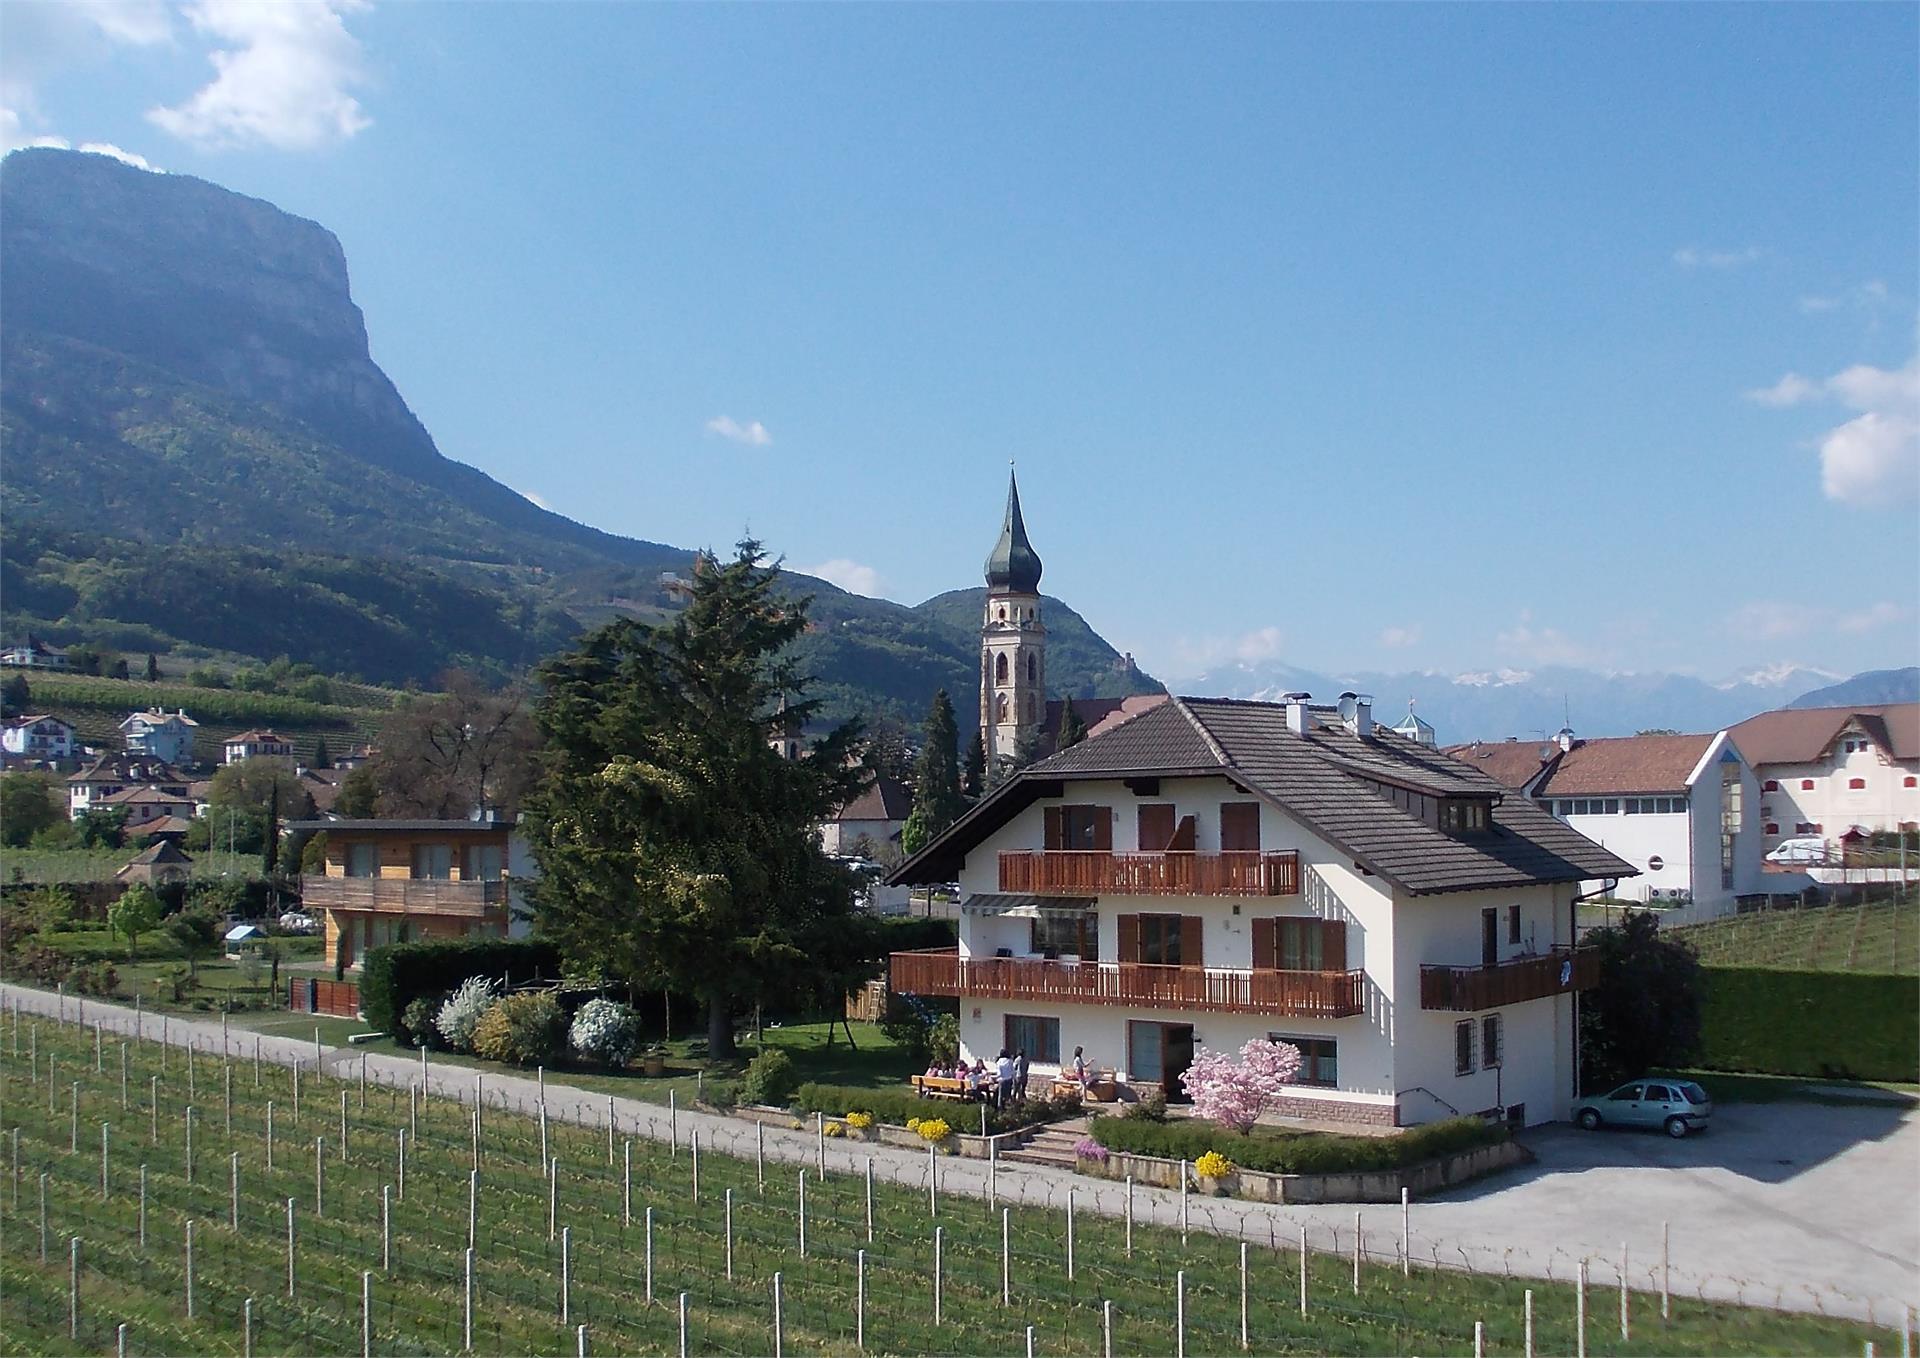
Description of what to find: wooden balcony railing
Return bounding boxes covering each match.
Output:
[889,948,1363,1019]
[998,850,1301,897]
[300,875,508,918]
[1419,947,1600,1011]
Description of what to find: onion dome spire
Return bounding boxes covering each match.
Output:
[984,467,1043,593]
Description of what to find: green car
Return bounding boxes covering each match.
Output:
[1575,1079,1713,1138]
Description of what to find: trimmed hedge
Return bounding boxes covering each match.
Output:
[1697,966,1919,1082]
[1089,1115,1507,1176]
[791,1082,1081,1135]
[359,938,561,1040]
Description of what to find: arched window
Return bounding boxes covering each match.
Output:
[995,653,1009,685]
[1026,653,1037,684]
[997,606,1007,621]
[995,694,1010,723]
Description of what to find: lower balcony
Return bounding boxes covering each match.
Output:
[1419,947,1600,1011]
[890,948,1364,1019]
[301,875,507,918]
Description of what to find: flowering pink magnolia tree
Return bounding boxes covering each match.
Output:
[1179,1037,1305,1132]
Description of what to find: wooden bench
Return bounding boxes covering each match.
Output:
[1052,1074,1119,1103]
[910,1075,976,1101]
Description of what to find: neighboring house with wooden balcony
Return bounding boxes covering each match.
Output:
[888,692,1632,1129]
[291,817,533,970]
[224,729,295,765]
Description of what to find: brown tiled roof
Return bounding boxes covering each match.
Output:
[895,696,1634,895]
[128,815,197,838]
[98,786,195,806]
[1728,703,1920,766]
[1532,734,1715,797]
[835,776,912,823]
[123,840,191,866]
[1441,740,1558,790]
[69,754,188,785]
[1032,694,1170,759]
[226,729,290,745]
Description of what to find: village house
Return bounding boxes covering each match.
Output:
[292,816,532,970]
[1447,728,1766,914]
[95,784,199,829]
[67,753,192,820]
[819,775,913,858]
[1727,703,1920,851]
[1,714,77,765]
[0,636,69,669]
[224,729,295,764]
[119,708,200,767]
[887,483,1631,1129]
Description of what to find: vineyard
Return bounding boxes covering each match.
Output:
[1671,901,1919,975]
[1,1015,1899,1357]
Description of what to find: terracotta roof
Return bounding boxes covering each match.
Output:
[122,840,191,867]
[69,754,188,785]
[1728,703,1920,766]
[227,729,291,744]
[98,786,196,806]
[1532,734,1715,796]
[896,697,1634,896]
[835,776,913,823]
[1440,740,1558,790]
[120,709,198,728]
[128,815,197,838]
[5,714,71,730]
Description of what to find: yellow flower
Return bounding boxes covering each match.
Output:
[825,1121,845,1137]
[845,1111,874,1130]
[906,1117,922,1132]
[1194,1150,1234,1180]
[916,1117,951,1144]
[790,1119,806,1131]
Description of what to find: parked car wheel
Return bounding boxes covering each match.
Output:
[1577,1108,1602,1131]
[1664,1116,1690,1139]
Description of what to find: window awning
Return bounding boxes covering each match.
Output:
[960,893,1095,920]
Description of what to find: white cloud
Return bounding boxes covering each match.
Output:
[519,488,552,512]
[0,123,163,170]
[1750,355,1919,508]
[1,0,172,154]
[1800,280,1891,315]
[1494,611,1591,666]
[1378,625,1420,649]
[1233,626,1285,662]
[148,0,371,151]
[1836,601,1909,634]
[798,559,884,598]
[1726,601,1820,642]
[704,415,772,447]
[1673,245,1765,270]
[82,0,174,47]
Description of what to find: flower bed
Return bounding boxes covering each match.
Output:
[1088,1113,1507,1176]
[792,1081,1080,1135]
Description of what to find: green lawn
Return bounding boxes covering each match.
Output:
[0,1018,1895,1357]
[1658,1069,1919,1107]
[1668,900,1919,975]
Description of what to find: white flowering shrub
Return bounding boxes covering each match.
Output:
[435,976,499,1054]
[568,997,641,1068]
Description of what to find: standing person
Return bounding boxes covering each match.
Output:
[1070,1045,1090,1087]
[994,1048,1016,1108]
[1014,1048,1030,1101]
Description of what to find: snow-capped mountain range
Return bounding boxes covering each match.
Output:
[1169,661,1915,745]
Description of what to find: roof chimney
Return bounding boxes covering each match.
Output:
[1338,692,1374,738]
[1282,692,1312,735]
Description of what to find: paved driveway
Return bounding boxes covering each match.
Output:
[1405,1099,1920,1322]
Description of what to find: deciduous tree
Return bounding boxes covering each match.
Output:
[108,885,163,961]
[1180,1038,1304,1133]
[372,669,540,817]
[0,772,62,847]
[1578,909,1704,1093]
[524,541,872,1059]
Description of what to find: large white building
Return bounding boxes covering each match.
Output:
[1,714,77,764]
[67,753,192,820]
[120,708,199,768]
[891,692,1632,1129]
[1450,729,1765,913]
[1727,703,1919,851]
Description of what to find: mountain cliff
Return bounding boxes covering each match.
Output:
[0,148,1157,715]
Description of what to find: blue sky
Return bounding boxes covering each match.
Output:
[5,2,1915,685]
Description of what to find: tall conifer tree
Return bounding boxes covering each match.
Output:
[901,690,965,856]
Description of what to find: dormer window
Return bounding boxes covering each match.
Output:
[1440,799,1491,835]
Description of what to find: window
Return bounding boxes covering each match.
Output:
[1046,805,1110,851]
[1763,779,1780,792]
[1003,1014,1060,1064]
[1270,1034,1338,1088]
[1454,1021,1476,1076]
[1647,855,1665,871]
[1848,778,1867,791]
[1794,821,1816,835]
[1031,913,1097,961]
[1220,802,1262,851]
[994,653,1009,684]
[462,843,504,881]
[1764,823,1779,836]
[1802,779,1815,791]
[1137,913,1186,965]
[410,843,453,880]
[1137,805,1176,852]
[345,843,378,878]
[1507,905,1521,945]
[1440,800,1490,833]
[1481,1015,1503,1069]
[995,694,1009,723]
[1026,653,1037,684]
[1907,777,1918,789]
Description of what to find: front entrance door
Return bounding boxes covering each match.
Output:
[1481,908,1499,967]
[1129,1021,1197,1102]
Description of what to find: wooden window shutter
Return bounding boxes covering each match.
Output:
[1180,915,1204,968]
[1168,815,1197,851]
[1220,802,1261,851]
[1092,808,1114,851]
[1251,917,1277,971]
[1320,918,1347,973]
[1117,914,1140,964]
[1043,805,1063,851]
[1138,805,1175,852]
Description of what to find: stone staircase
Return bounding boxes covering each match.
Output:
[999,1124,1086,1170]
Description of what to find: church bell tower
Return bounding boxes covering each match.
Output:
[981,469,1046,770]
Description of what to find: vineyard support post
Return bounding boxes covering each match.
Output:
[287,1198,297,1298]
[933,1225,944,1327]
[1661,1221,1671,1320]
[1576,1258,1587,1358]
[245,1298,254,1358]
[1239,1241,1249,1350]
[463,1248,474,1352]
[725,1188,735,1279]
[857,1248,868,1349]
[560,1225,571,1325]
[361,1271,372,1358]
[69,1236,80,1338]
[1402,1186,1410,1276]
[185,1220,195,1318]
[1176,1269,1186,1358]
[1299,1223,1308,1316]
[645,1206,654,1304]
[382,1185,392,1271]
[1620,1243,1630,1341]
[1525,1288,1535,1358]
[1001,1206,1011,1306]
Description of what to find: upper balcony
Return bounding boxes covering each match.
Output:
[1418,947,1600,1011]
[998,849,1300,898]
[300,875,508,918]
[890,947,1363,1019]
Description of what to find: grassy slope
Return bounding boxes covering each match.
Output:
[1,1019,1896,1357]
[1669,901,1918,975]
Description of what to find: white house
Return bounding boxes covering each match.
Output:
[0,637,69,669]
[1449,728,1764,915]
[224,729,294,765]
[889,693,1632,1129]
[1727,703,1919,851]
[820,776,913,857]
[1,714,77,763]
[120,708,200,767]
[67,753,193,820]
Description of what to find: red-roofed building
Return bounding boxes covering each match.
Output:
[1727,703,1919,849]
